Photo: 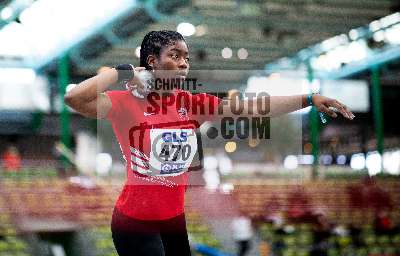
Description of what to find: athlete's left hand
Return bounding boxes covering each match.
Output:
[312,94,355,120]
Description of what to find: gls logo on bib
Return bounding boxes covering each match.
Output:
[128,121,202,177]
[151,129,197,175]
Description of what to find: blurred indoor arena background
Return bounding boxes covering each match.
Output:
[1,0,400,255]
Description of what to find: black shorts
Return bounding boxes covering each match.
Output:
[111,207,192,256]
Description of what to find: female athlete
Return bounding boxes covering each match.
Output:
[64,30,354,256]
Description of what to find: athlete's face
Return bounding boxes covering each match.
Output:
[151,40,190,79]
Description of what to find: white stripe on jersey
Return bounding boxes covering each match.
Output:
[130,146,150,161]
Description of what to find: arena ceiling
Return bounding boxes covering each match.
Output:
[67,0,398,77]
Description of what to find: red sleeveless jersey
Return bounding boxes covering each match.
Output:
[106,89,220,220]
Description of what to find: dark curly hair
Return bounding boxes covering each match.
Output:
[140,30,186,70]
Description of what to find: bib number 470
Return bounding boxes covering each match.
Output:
[159,144,191,162]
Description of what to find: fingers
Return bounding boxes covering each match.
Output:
[329,100,355,120]
[329,101,348,119]
[318,105,337,118]
[134,67,146,72]
[125,82,137,91]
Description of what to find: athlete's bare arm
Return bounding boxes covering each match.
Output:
[64,68,116,119]
[64,67,145,119]
[218,94,354,120]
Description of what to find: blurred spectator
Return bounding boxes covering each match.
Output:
[1,145,21,171]
[252,195,283,229]
[267,212,284,228]
[260,195,285,231]
[311,213,332,256]
[287,187,313,223]
[348,176,392,210]
[263,195,282,219]
[368,188,392,211]
[374,210,392,235]
[231,211,253,256]
[348,224,362,247]
[271,225,286,254]
[347,183,364,208]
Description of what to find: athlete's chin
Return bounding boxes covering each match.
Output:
[175,75,187,80]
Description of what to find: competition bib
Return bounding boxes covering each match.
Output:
[149,128,197,176]
[129,121,201,177]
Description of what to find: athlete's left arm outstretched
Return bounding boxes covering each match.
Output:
[217,93,354,120]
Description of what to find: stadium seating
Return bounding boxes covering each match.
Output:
[0,170,222,255]
[0,196,31,256]
[259,222,400,256]
[1,169,399,255]
[230,178,400,256]
[231,179,400,226]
